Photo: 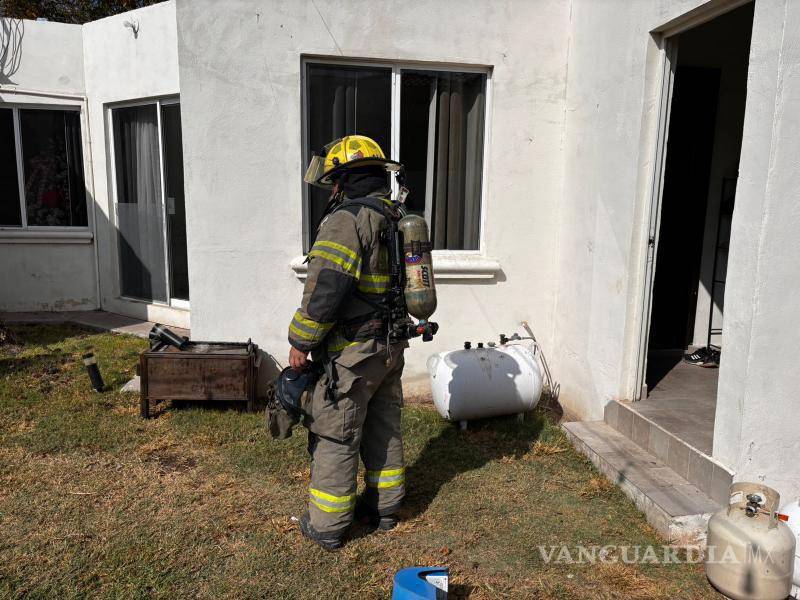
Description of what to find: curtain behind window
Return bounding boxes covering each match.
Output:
[64,111,87,226]
[305,64,391,248]
[400,71,485,250]
[432,73,484,250]
[113,105,167,302]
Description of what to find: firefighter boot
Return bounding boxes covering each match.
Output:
[299,512,343,551]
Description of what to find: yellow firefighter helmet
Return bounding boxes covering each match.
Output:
[304,135,402,188]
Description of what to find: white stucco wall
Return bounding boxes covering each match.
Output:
[714,0,800,499]
[0,18,84,92]
[553,0,716,420]
[0,240,97,311]
[0,18,97,312]
[175,0,570,388]
[82,0,187,328]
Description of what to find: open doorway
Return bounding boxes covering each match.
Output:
[641,2,753,452]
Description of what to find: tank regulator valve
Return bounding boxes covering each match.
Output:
[745,493,763,517]
[414,320,439,342]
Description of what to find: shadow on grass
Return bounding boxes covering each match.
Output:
[3,322,93,348]
[403,414,545,520]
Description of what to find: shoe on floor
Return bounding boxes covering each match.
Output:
[684,346,714,367]
[702,347,721,368]
[299,512,343,551]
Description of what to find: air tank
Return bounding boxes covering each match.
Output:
[705,482,795,600]
[399,215,437,320]
[427,342,543,422]
[779,498,800,598]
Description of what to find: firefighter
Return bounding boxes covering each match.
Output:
[289,135,408,550]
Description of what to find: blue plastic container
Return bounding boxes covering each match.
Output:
[391,566,449,599]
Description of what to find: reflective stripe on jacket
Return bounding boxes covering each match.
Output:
[288,195,393,354]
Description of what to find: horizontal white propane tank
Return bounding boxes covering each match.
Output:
[426,341,543,421]
[705,482,796,600]
[779,498,800,598]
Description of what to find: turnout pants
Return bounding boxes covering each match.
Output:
[305,341,406,536]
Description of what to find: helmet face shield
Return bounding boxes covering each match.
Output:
[305,135,403,188]
[303,154,329,187]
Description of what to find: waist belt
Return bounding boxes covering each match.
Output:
[326,317,387,353]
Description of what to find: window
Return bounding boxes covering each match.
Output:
[0,107,87,228]
[111,100,189,304]
[303,61,487,250]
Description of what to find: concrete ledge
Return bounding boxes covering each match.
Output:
[290,251,502,281]
[604,400,733,505]
[563,420,719,545]
[0,229,94,244]
[1,310,189,340]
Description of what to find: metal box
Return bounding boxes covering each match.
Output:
[139,340,260,418]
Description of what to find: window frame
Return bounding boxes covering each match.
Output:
[300,57,493,253]
[106,95,189,310]
[0,103,91,232]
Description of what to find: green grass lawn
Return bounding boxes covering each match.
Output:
[0,324,718,599]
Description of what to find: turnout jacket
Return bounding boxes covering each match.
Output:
[289,194,394,355]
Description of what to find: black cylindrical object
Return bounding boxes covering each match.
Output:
[82,352,105,392]
[149,323,189,350]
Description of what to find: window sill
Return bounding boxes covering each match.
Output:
[0,229,94,244]
[290,251,501,281]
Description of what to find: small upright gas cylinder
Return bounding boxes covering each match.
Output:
[399,214,437,320]
[706,482,796,600]
[779,498,800,597]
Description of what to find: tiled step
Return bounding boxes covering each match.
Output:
[604,400,732,505]
[563,420,720,544]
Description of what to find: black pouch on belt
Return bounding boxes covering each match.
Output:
[267,365,318,439]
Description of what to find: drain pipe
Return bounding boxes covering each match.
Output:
[82,96,103,311]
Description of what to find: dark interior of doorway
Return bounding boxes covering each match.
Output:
[646,2,754,393]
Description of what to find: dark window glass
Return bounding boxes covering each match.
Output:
[305,63,391,249]
[113,104,167,302]
[400,71,485,250]
[20,109,87,226]
[0,109,21,226]
[161,104,189,301]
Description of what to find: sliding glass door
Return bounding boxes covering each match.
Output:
[112,100,188,305]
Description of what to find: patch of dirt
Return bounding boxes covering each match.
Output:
[580,476,616,499]
[403,392,435,407]
[148,451,197,474]
[525,440,568,459]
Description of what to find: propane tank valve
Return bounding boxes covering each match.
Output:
[746,493,764,517]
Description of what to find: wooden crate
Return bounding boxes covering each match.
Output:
[139,340,260,418]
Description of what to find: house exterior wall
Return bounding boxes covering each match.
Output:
[0,19,97,312]
[175,0,570,390]
[713,0,800,499]
[82,0,187,329]
[559,0,800,500]
[553,0,716,420]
